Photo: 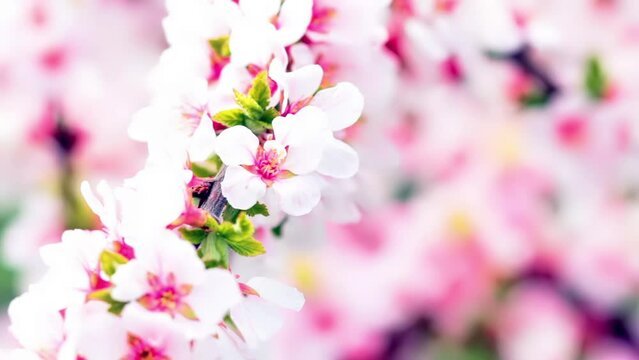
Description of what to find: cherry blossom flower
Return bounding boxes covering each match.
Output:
[216,106,332,215]
[38,229,109,307]
[73,302,192,360]
[111,230,241,337]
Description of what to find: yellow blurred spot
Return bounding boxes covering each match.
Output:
[447,210,474,240]
[290,256,318,295]
[492,123,522,165]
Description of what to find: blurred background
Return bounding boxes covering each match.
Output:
[2,0,639,359]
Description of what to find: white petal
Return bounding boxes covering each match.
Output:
[230,297,282,348]
[286,65,323,105]
[311,82,364,131]
[229,20,281,67]
[189,269,242,326]
[71,303,128,360]
[317,138,359,179]
[277,0,313,45]
[80,182,119,236]
[8,290,64,354]
[288,43,315,70]
[121,304,191,359]
[222,166,266,210]
[110,260,149,302]
[274,107,330,174]
[188,116,217,163]
[247,277,305,311]
[147,230,206,285]
[215,126,258,166]
[272,175,322,216]
[240,0,280,19]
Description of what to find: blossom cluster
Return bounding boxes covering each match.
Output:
[6,0,370,358]
[271,1,639,359]
[5,0,639,359]
[0,0,165,287]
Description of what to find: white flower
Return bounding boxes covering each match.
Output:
[270,62,364,179]
[230,277,305,348]
[39,230,109,307]
[8,286,65,359]
[111,230,241,338]
[73,302,192,360]
[216,106,332,215]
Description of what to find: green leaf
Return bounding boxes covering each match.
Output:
[179,227,208,245]
[108,301,127,315]
[249,71,271,108]
[222,206,241,223]
[87,288,128,315]
[234,89,263,120]
[99,250,128,277]
[246,202,269,217]
[260,107,280,124]
[245,118,272,134]
[585,55,608,100]
[225,234,266,257]
[191,154,224,178]
[213,108,248,127]
[217,213,266,257]
[209,36,231,58]
[198,233,229,268]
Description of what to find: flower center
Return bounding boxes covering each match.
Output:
[309,6,336,34]
[138,272,195,319]
[125,333,169,360]
[254,141,287,181]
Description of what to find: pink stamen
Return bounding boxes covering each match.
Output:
[139,272,193,318]
[253,146,286,181]
[125,333,169,360]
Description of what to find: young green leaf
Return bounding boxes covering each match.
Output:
[209,36,231,58]
[179,227,208,245]
[226,236,266,257]
[99,250,128,277]
[216,213,266,257]
[246,202,269,217]
[213,108,247,127]
[198,233,229,268]
[249,71,271,109]
[191,154,224,178]
[222,205,241,223]
[234,89,263,120]
[87,288,128,315]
